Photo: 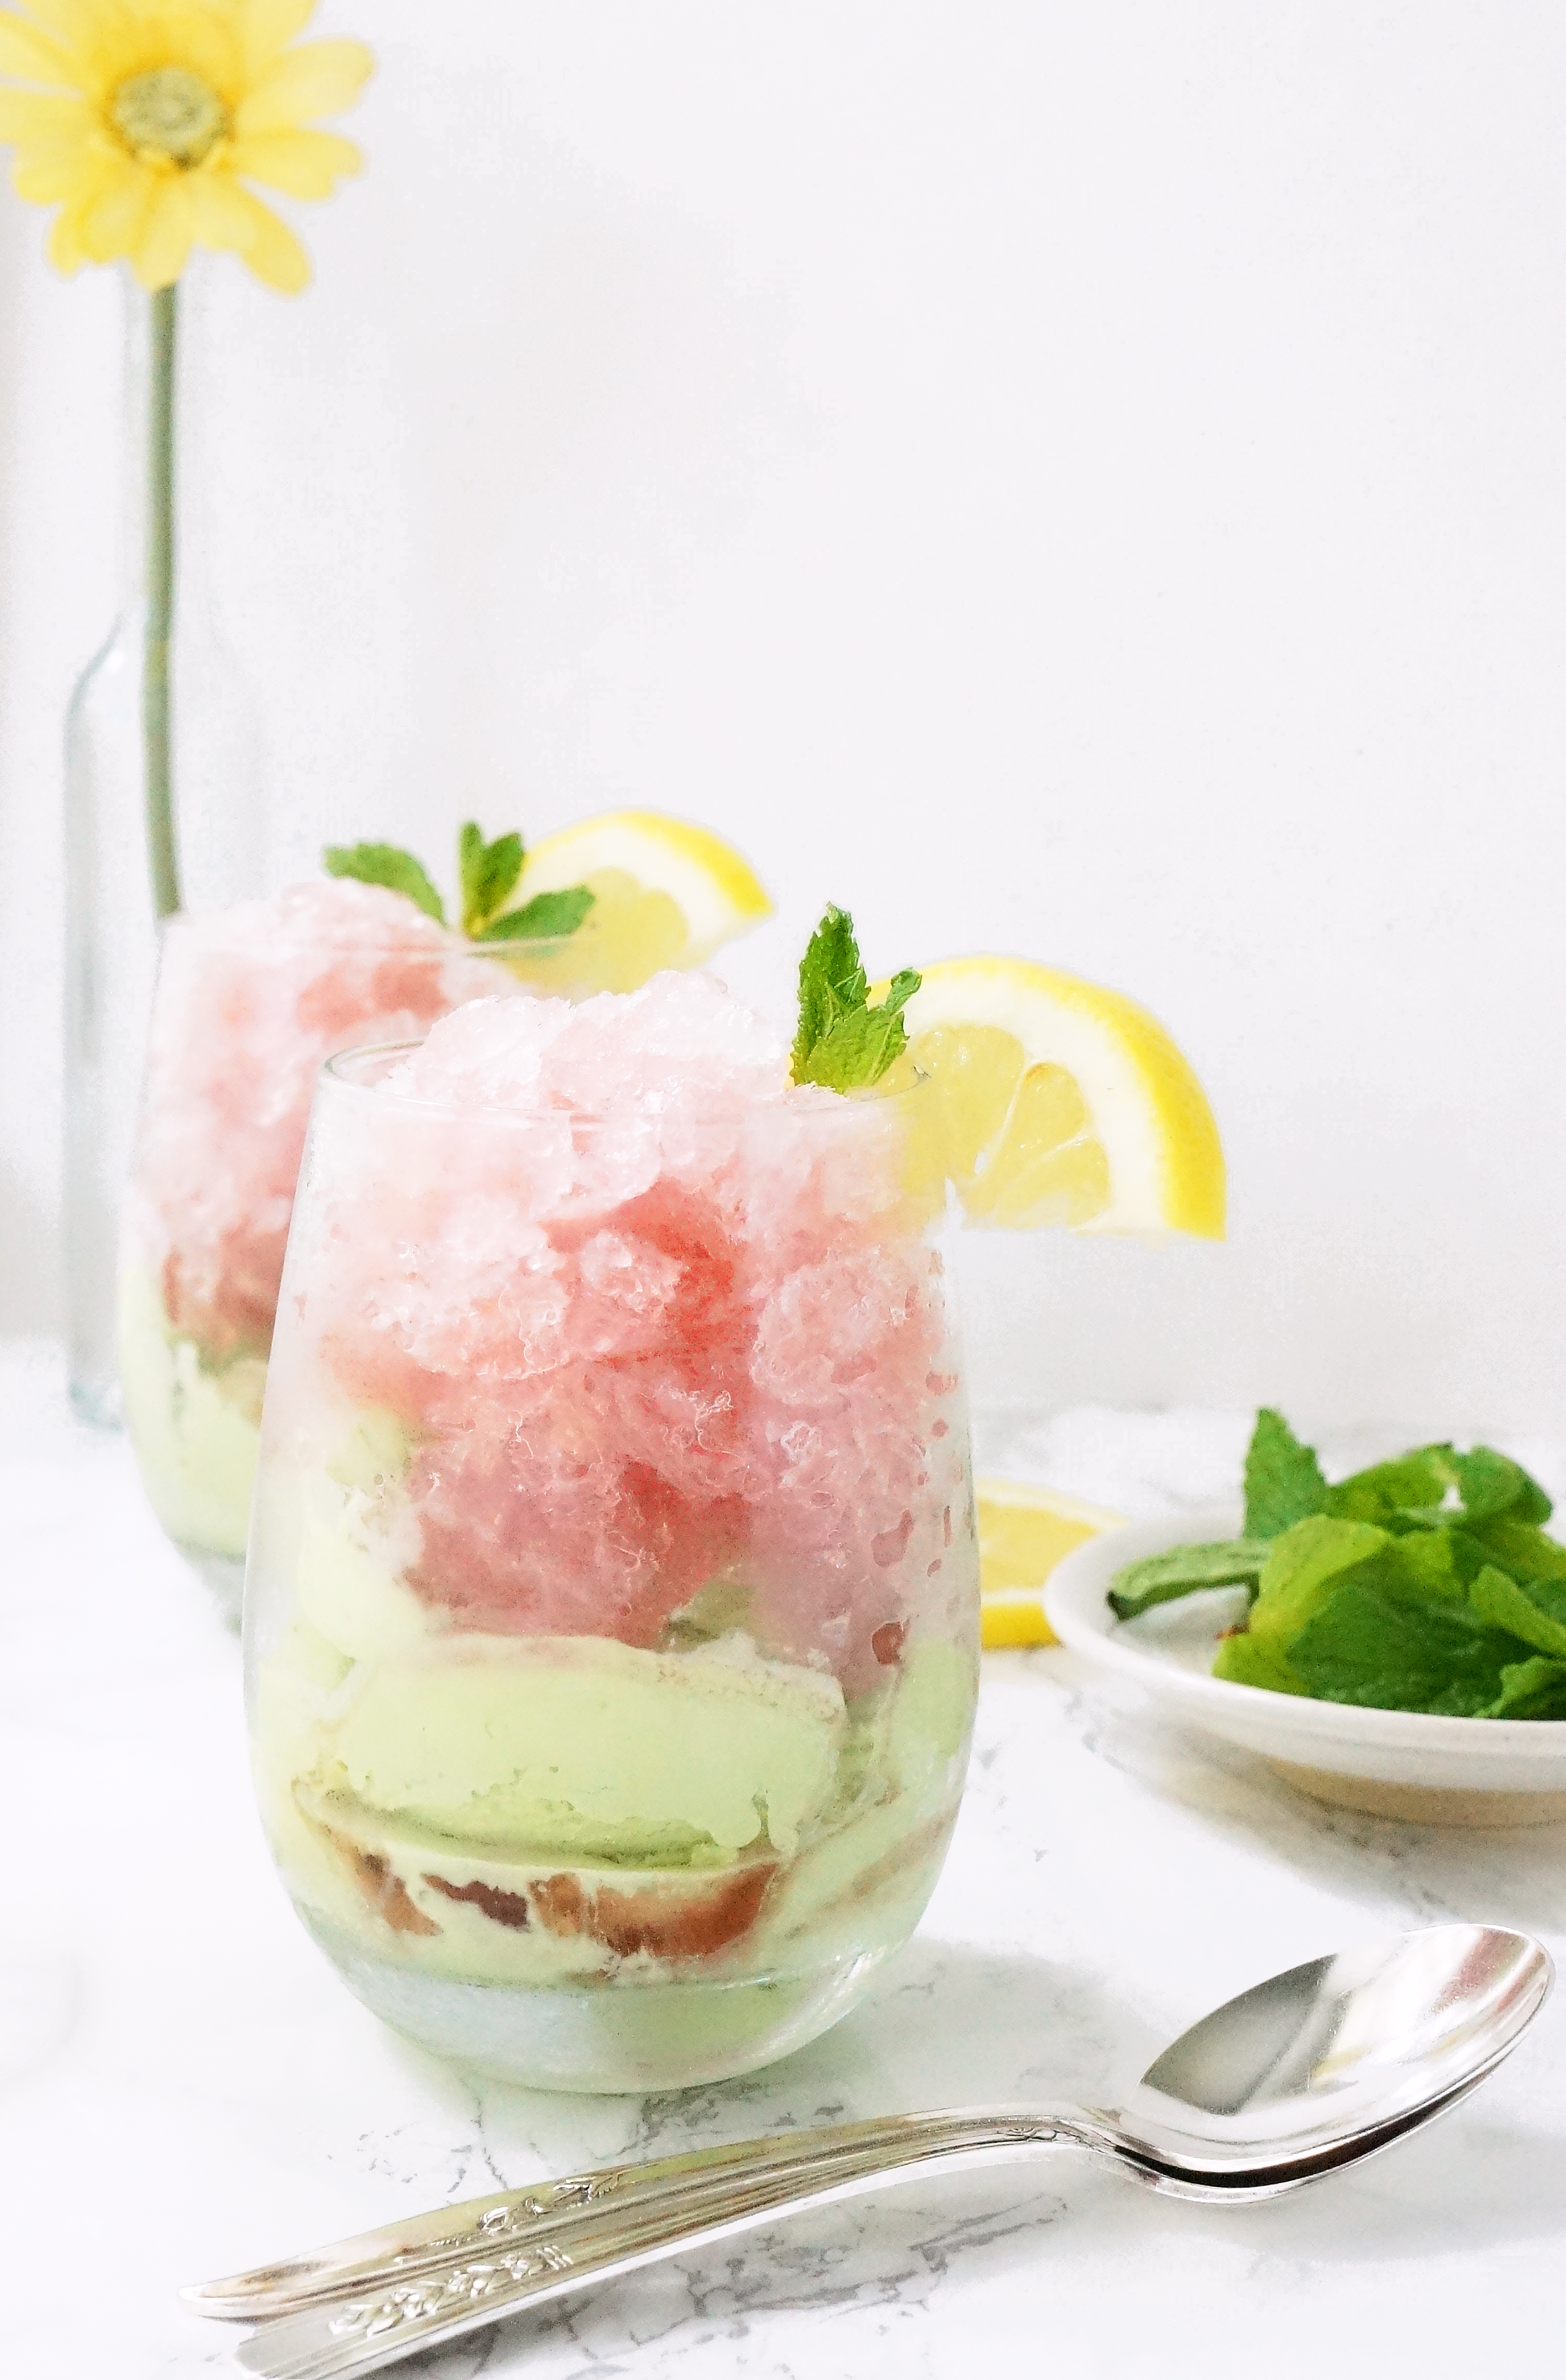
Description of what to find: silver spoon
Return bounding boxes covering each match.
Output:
[192,1922,1548,2380]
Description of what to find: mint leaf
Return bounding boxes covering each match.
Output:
[791,907,919,1090]
[1461,1513,1566,1587]
[1391,1525,1467,1602]
[1108,1540,1270,1620]
[1212,1629,1310,1697]
[798,994,913,1092]
[459,822,525,937]
[323,840,446,925]
[1482,1656,1566,1720]
[1468,1563,1566,1659]
[1325,1445,1455,1526]
[1243,1410,1328,1538]
[477,887,596,943]
[1280,1562,1528,1715]
[792,905,868,1073]
[1451,1445,1553,1526]
[1246,1515,1390,1646]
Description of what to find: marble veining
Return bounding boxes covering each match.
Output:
[3,1339,1563,2380]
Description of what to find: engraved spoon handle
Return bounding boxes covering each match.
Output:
[192,2105,1086,2321]
[233,2110,1080,2380]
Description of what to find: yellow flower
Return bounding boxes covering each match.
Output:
[0,2,372,292]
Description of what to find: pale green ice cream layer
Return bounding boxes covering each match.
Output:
[328,1632,848,1864]
[118,1266,262,1558]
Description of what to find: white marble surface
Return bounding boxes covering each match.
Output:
[6,1336,1566,2380]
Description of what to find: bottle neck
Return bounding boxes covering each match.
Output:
[117,261,223,616]
[113,260,267,915]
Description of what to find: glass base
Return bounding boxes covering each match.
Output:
[179,1545,245,1632]
[303,1911,890,2092]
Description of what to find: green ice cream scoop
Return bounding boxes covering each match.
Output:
[327,1633,848,1866]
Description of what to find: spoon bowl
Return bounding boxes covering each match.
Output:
[1117,1919,1548,2180]
[188,1924,1551,2379]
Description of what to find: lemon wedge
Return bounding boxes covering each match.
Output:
[977,1478,1122,1647]
[886,956,1224,1237]
[499,811,772,994]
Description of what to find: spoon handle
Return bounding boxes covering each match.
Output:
[232,2110,1078,2380]
[194,2106,1081,2321]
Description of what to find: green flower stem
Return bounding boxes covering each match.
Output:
[144,281,181,918]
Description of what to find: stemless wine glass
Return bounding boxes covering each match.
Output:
[117,882,583,1619]
[244,1013,979,2091]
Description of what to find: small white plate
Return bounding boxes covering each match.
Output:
[1044,1505,1566,1827]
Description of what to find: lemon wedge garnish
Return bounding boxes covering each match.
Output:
[499,810,771,994]
[977,1478,1122,1647]
[885,956,1225,1236]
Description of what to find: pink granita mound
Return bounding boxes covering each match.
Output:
[304,974,957,1682]
[130,881,501,1363]
[402,1175,759,1641]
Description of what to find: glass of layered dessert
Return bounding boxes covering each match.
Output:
[118,880,573,1616]
[244,972,978,2090]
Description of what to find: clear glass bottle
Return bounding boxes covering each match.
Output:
[64,262,264,1425]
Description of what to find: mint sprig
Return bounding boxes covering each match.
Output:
[790,906,920,1091]
[324,822,596,945]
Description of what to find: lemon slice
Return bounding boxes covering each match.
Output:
[887,956,1224,1236]
[977,1477,1122,1647]
[500,811,772,994]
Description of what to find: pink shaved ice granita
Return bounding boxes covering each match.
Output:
[117,880,543,1589]
[246,974,979,2090]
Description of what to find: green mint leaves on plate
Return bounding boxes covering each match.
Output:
[792,905,921,1091]
[1109,1408,1566,1720]
[325,823,595,944]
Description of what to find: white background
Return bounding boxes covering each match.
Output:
[2,1,1565,1438]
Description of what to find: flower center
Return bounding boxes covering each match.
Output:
[110,65,229,168]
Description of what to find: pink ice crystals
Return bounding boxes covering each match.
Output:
[306,974,962,1684]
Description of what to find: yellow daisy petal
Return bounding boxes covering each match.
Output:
[132,169,196,288]
[222,178,309,290]
[81,152,154,260]
[0,12,79,86]
[186,169,309,291]
[48,185,94,270]
[129,11,241,102]
[233,36,371,134]
[10,134,96,200]
[229,124,357,197]
[239,0,315,74]
[184,161,255,244]
[18,0,107,42]
[8,0,101,62]
[0,88,88,138]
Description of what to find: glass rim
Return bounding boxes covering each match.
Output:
[321,1035,932,1126]
[158,909,580,962]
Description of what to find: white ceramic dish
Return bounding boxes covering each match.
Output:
[1044,1505,1566,1826]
